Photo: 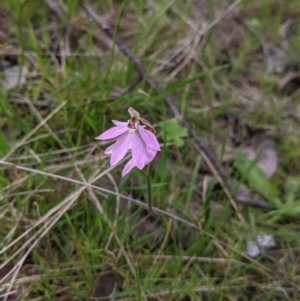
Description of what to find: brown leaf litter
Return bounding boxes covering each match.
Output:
[241,132,278,179]
[91,270,122,301]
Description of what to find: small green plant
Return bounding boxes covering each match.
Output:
[159,120,188,147]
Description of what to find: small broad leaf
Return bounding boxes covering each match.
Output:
[160,120,188,147]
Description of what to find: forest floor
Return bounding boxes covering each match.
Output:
[1,0,300,300]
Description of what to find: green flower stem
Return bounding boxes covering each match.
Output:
[140,164,157,217]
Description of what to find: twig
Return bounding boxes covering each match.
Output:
[82,3,273,211]
[104,75,142,102]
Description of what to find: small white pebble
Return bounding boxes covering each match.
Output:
[246,234,276,258]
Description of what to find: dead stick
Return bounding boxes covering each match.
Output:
[104,75,142,102]
[82,3,273,211]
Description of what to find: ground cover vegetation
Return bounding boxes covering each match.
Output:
[0,0,300,300]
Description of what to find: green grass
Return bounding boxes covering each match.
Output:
[1,0,300,300]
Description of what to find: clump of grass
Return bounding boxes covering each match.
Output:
[0,0,300,300]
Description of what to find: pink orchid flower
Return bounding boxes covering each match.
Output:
[95,107,161,177]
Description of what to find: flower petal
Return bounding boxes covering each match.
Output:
[104,144,114,155]
[110,133,132,166]
[122,159,136,177]
[95,125,128,140]
[132,132,147,170]
[140,117,155,132]
[112,120,127,126]
[145,147,157,165]
[128,107,140,120]
[138,127,161,151]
